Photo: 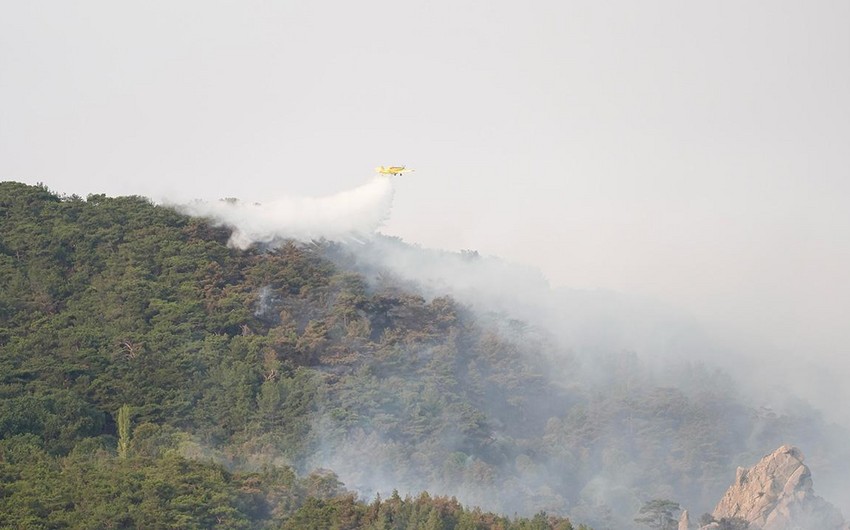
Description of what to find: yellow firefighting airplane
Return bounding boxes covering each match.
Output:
[375,165,415,176]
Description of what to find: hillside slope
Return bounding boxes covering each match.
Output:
[1,182,846,529]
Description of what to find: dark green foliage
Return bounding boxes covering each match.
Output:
[699,514,750,530]
[280,492,577,530]
[0,182,586,529]
[0,390,103,454]
[634,499,680,530]
[0,435,579,529]
[717,517,750,530]
[1,182,847,528]
[0,434,273,529]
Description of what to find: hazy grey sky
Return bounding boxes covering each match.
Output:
[2,1,849,366]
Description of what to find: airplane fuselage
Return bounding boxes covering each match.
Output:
[375,165,414,176]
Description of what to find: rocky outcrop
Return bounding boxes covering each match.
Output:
[704,445,849,530]
[679,509,690,530]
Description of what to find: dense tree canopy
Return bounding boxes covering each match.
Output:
[1,182,846,529]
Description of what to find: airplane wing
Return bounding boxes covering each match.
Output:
[376,166,415,176]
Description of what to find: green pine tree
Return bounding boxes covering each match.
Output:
[117,404,131,459]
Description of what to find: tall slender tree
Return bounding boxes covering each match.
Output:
[117,404,131,459]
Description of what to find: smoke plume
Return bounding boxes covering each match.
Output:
[166,175,850,525]
[175,176,394,248]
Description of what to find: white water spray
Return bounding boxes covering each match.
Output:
[175,176,395,248]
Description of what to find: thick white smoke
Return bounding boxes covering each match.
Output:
[175,176,394,248]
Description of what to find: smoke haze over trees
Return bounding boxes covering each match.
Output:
[2,182,849,529]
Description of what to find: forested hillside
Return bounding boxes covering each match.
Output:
[1,182,846,529]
